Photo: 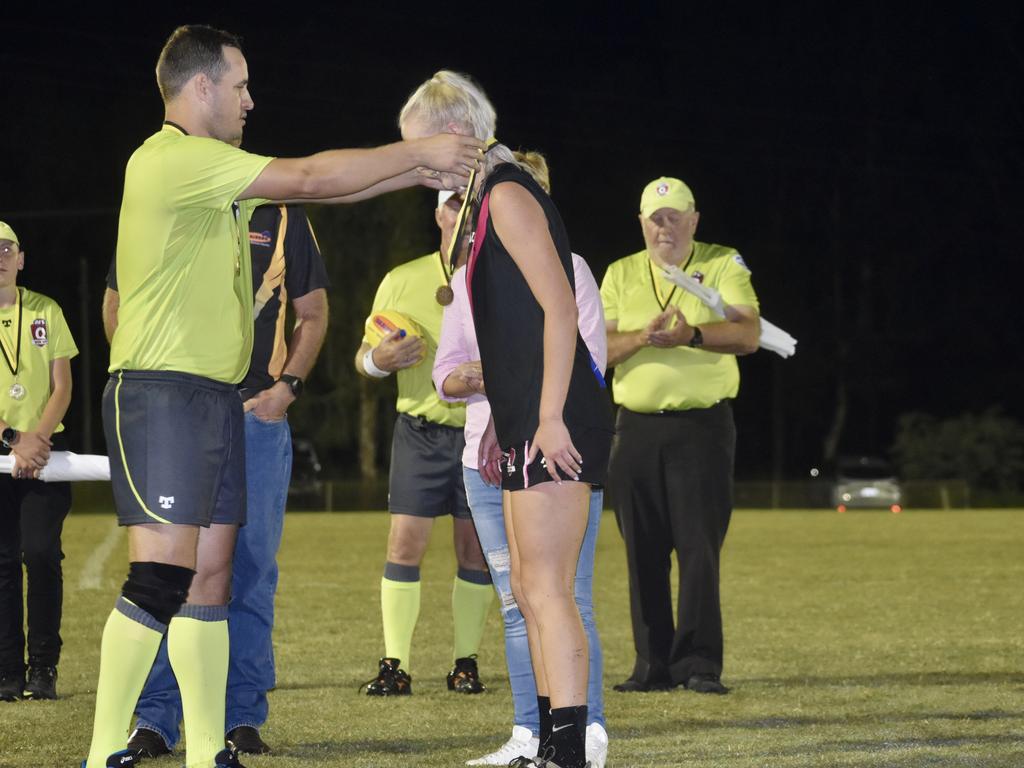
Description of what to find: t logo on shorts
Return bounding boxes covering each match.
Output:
[158,496,175,510]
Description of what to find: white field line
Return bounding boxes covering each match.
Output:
[77,523,124,590]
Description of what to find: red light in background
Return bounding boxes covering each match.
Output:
[837,505,847,513]
[891,504,902,514]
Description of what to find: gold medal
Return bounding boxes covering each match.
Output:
[435,285,454,306]
[9,383,25,400]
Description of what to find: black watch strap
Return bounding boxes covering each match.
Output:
[278,374,304,397]
[688,326,704,348]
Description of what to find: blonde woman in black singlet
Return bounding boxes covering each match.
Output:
[400,72,613,768]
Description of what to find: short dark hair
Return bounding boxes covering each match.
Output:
[156,25,244,102]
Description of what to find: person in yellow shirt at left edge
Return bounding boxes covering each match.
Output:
[0,221,79,703]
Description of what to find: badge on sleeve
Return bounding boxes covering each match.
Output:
[31,319,48,347]
[732,253,750,272]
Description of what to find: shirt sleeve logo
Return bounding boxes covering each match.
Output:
[31,318,48,347]
[732,253,750,272]
[249,230,273,247]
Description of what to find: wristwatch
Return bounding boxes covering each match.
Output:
[1,427,19,448]
[278,374,304,398]
[688,326,704,348]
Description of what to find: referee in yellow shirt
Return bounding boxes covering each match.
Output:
[601,178,760,695]
[85,24,482,768]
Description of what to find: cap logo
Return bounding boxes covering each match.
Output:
[657,183,670,196]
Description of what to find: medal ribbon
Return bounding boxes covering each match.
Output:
[444,138,500,278]
[0,288,23,379]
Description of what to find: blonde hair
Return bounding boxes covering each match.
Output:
[513,150,551,194]
[400,70,519,176]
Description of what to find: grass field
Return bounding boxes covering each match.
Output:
[1,509,1022,768]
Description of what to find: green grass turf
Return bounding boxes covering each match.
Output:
[1,509,1022,767]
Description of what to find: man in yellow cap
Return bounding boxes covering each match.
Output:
[0,221,78,703]
[600,178,760,694]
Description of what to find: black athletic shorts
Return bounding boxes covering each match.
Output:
[388,413,470,519]
[102,370,246,527]
[499,425,612,492]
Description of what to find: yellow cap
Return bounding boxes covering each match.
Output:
[0,221,19,246]
[640,177,695,218]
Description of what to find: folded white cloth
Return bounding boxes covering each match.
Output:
[660,264,798,358]
[0,451,110,481]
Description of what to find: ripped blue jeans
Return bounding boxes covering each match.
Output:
[462,467,605,732]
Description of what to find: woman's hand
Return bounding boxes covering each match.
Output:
[453,361,485,394]
[478,415,503,487]
[529,417,582,483]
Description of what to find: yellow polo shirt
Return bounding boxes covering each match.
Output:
[364,252,466,427]
[0,289,78,433]
[601,242,759,411]
[109,123,274,383]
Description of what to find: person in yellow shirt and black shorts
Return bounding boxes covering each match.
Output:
[601,178,760,696]
[0,222,78,703]
[85,24,483,768]
[354,190,493,697]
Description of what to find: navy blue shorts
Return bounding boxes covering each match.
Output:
[388,413,470,519]
[499,425,612,492]
[102,370,246,527]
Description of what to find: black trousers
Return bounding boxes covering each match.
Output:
[610,402,735,685]
[0,472,71,672]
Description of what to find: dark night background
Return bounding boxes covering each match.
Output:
[2,5,1022,483]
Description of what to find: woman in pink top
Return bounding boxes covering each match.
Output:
[432,152,610,768]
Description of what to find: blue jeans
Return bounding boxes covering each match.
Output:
[463,467,605,732]
[134,412,292,746]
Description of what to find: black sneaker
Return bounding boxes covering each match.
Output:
[24,665,57,700]
[612,676,671,693]
[684,672,730,694]
[0,669,25,701]
[105,748,143,767]
[226,725,271,754]
[359,657,412,696]
[515,745,592,767]
[446,654,486,694]
[127,727,172,757]
[214,747,248,767]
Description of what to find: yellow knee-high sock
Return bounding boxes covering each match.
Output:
[452,569,494,660]
[167,605,229,768]
[381,562,421,670]
[86,598,166,768]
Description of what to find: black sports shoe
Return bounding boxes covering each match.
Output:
[105,748,143,767]
[226,725,271,754]
[24,665,57,700]
[446,654,486,694]
[684,673,730,694]
[214,746,248,767]
[514,745,592,767]
[127,726,172,757]
[0,669,24,701]
[360,657,412,696]
[612,676,671,693]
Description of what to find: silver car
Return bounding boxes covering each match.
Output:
[832,456,903,512]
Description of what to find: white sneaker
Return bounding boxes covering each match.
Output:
[586,722,608,768]
[466,725,540,765]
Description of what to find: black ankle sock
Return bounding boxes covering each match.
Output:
[538,695,552,744]
[549,705,587,767]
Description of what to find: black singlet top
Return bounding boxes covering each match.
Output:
[466,163,614,449]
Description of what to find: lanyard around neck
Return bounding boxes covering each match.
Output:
[0,288,23,377]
